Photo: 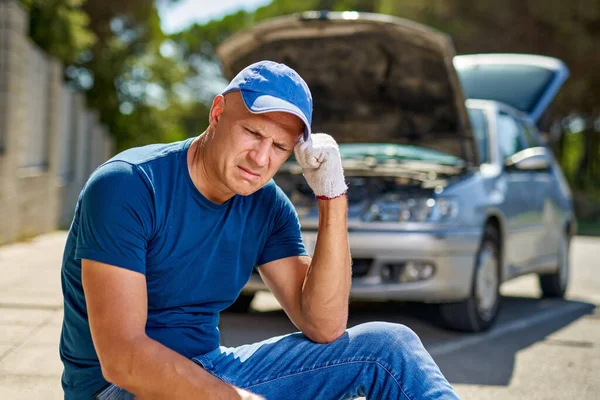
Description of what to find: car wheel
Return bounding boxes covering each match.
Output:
[538,231,569,298]
[439,225,501,332]
[223,293,255,313]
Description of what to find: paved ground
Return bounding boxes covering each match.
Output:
[0,232,598,399]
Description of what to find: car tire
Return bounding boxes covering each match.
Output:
[223,293,255,313]
[538,231,569,298]
[439,225,502,332]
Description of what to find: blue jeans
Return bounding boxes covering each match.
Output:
[97,322,459,399]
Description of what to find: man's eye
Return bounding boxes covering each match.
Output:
[275,144,287,151]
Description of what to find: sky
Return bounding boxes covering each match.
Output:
[159,0,273,34]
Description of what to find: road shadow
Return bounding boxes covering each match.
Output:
[219,295,595,387]
[432,296,596,386]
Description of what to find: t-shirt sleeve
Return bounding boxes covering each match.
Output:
[74,161,154,275]
[257,185,309,266]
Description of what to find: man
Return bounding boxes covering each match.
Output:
[59,60,459,399]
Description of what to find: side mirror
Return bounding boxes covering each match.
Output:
[505,147,551,171]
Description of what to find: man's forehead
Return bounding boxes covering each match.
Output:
[262,111,304,133]
[239,109,303,139]
[224,92,304,139]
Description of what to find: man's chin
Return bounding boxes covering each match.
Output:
[231,181,264,197]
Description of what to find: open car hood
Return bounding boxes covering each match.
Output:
[217,11,478,165]
[453,54,569,122]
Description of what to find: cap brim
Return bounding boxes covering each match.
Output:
[240,91,311,140]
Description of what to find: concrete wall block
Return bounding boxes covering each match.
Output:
[15,174,46,239]
[20,42,50,169]
[0,92,5,151]
[59,182,78,229]
[0,31,30,69]
[58,86,76,181]
[0,0,29,36]
[0,208,19,244]
[83,110,99,177]
[73,100,89,185]
[0,35,30,97]
[47,59,64,177]
[0,0,115,244]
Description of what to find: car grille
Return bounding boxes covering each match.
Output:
[352,258,373,277]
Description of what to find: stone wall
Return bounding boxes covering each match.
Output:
[0,0,114,244]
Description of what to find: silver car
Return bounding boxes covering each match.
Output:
[218,12,576,332]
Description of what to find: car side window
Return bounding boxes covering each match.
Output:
[496,112,526,159]
[467,108,489,164]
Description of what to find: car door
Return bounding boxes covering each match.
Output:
[495,111,538,269]
[517,119,557,261]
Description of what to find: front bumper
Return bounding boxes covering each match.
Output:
[244,227,483,303]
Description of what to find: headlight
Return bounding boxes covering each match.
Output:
[361,197,459,223]
[435,198,459,221]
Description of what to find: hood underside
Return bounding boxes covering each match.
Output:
[217,12,478,164]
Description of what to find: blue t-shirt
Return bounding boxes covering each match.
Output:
[59,137,307,398]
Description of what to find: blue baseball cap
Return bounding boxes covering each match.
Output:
[221,60,313,140]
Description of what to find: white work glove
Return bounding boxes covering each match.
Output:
[294,133,347,200]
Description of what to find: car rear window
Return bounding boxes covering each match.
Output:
[457,65,556,115]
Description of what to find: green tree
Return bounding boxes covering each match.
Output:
[23,0,193,152]
[19,0,96,64]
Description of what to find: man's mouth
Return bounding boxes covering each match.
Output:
[238,166,261,179]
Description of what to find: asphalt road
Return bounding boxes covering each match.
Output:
[0,234,598,399]
[218,237,600,399]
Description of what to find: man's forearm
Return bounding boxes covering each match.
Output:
[301,195,351,342]
[108,336,252,399]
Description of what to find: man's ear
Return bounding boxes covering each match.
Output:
[208,95,225,127]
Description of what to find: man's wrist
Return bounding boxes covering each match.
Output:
[317,195,348,220]
[315,192,346,201]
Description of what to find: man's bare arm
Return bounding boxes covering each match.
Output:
[82,259,262,399]
[259,133,351,343]
[299,196,351,342]
[258,196,351,344]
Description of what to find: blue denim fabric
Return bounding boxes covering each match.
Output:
[100,322,459,399]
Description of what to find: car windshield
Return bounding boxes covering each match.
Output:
[339,144,463,166]
[286,143,465,170]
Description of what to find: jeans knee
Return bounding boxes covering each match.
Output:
[351,321,422,352]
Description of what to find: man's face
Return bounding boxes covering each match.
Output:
[208,91,304,197]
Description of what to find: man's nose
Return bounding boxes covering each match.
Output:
[249,140,270,168]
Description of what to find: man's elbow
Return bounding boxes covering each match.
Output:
[100,355,132,389]
[100,363,123,388]
[304,325,347,344]
[98,337,144,389]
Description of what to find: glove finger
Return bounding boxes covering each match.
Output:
[294,137,309,164]
[304,145,324,168]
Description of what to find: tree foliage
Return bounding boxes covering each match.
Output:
[22,0,190,152]
[20,0,96,64]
